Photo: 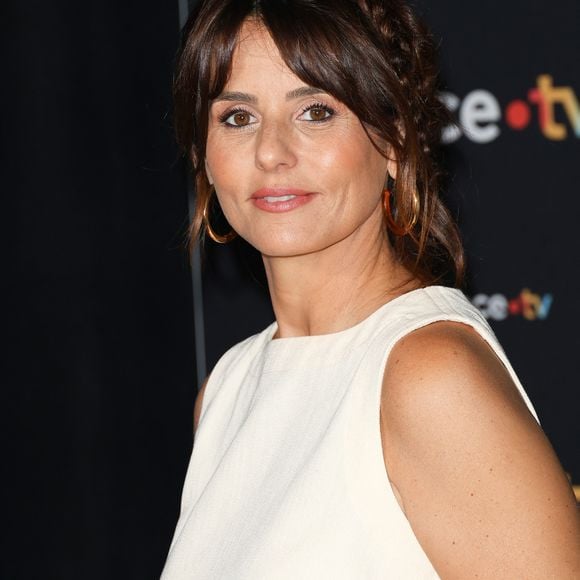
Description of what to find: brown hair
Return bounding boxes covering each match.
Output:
[173,0,465,287]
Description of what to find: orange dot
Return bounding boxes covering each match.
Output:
[505,100,531,130]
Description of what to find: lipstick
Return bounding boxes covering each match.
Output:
[250,188,316,213]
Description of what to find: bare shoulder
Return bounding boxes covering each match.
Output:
[383,320,536,425]
[193,376,210,434]
[380,320,580,579]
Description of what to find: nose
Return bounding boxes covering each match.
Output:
[254,120,298,172]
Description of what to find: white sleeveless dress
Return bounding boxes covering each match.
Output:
[161,285,539,579]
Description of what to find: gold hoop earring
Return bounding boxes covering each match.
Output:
[202,188,237,244]
[382,186,420,237]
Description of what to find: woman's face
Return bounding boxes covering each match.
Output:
[205,20,394,258]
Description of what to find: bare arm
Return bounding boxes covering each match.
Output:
[380,321,580,579]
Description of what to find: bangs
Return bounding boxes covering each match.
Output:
[261,2,399,127]
[198,0,399,129]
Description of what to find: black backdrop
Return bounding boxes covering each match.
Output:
[4,1,578,579]
[4,1,195,578]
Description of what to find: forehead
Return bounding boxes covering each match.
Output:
[226,20,299,89]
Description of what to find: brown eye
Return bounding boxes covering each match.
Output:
[233,112,250,126]
[300,103,333,122]
[309,107,327,121]
[221,109,256,128]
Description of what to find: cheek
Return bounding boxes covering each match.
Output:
[205,137,232,185]
[312,124,367,171]
[314,133,386,205]
[206,125,248,168]
[205,142,249,216]
[204,138,249,231]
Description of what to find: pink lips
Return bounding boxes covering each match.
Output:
[250,187,316,213]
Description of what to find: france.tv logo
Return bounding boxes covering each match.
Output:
[442,75,580,144]
[471,289,553,322]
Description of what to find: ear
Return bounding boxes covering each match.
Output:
[204,159,214,186]
[383,157,398,189]
[387,159,397,179]
[385,142,398,181]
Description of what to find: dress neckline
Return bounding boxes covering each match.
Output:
[265,285,453,348]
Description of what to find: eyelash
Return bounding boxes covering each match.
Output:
[218,102,335,128]
[218,107,250,126]
[301,102,335,121]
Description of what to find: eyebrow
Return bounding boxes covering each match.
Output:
[212,86,326,105]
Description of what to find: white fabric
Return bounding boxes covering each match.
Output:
[161,285,539,579]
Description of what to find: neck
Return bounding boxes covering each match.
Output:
[263,223,421,339]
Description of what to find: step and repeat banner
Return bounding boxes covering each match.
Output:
[200,0,580,487]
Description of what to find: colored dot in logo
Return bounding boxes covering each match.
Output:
[505,100,531,130]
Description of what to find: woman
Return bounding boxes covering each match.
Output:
[161,0,580,578]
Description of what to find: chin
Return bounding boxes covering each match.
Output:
[253,242,315,259]
[244,230,318,258]
[250,229,347,259]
